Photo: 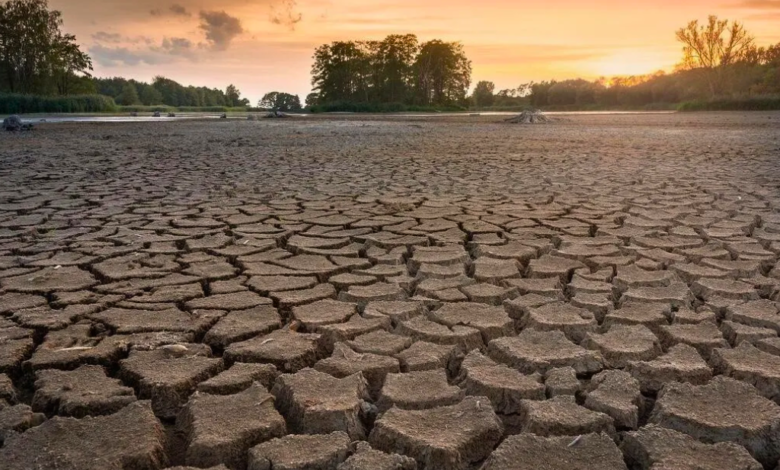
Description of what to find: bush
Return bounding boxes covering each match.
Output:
[119,105,249,113]
[677,96,780,111]
[0,93,118,114]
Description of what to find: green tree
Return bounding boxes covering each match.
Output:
[374,34,418,102]
[414,40,471,106]
[312,41,374,103]
[117,81,140,105]
[259,91,302,111]
[0,0,92,95]
[473,80,495,107]
[139,84,163,105]
[305,92,319,108]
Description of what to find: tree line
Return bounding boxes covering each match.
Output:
[472,16,780,110]
[307,34,472,110]
[93,77,249,108]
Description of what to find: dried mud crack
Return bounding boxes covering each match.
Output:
[0,112,780,469]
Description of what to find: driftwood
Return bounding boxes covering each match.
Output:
[505,109,551,124]
[2,115,33,131]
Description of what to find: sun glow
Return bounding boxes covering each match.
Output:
[590,50,675,78]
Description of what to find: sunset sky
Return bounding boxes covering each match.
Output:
[49,0,780,103]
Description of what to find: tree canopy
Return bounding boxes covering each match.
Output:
[0,0,93,95]
[259,91,302,111]
[311,34,471,108]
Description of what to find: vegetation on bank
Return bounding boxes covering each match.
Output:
[677,96,780,111]
[0,93,117,114]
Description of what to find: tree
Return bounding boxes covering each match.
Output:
[225,84,249,107]
[139,85,163,105]
[676,16,754,96]
[117,81,140,105]
[374,34,418,102]
[259,91,302,111]
[305,92,319,108]
[311,41,374,103]
[473,80,495,107]
[0,0,92,95]
[414,40,471,106]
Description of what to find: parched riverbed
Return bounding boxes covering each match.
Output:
[0,112,780,469]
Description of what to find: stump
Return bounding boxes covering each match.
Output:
[505,109,551,124]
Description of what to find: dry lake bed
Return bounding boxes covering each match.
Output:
[1,112,780,469]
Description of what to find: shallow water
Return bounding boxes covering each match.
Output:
[11,110,676,124]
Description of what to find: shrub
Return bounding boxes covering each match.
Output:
[0,93,118,114]
[678,96,780,111]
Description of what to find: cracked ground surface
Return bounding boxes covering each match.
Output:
[0,112,780,470]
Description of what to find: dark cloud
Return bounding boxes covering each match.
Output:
[157,37,197,58]
[92,31,123,43]
[151,3,192,17]
[199,10,244,51]
[270,0,303,30]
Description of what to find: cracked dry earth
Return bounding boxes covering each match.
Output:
[0,112,779,470]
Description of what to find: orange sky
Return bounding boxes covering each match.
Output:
[50,0,780,103]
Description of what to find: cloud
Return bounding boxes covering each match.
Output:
[157,37,197,58]
[199,10,244,51]
[92,31,123,43]
[270,0,303,30]
[151,3,192,17]
[89,44,163,67]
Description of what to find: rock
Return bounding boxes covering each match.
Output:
[711,342,780,404]
[197,363,279,394]
[457,350,544,414]
[224,329,326,373]
[488,329,603,375]
[582,325,662,368]
[0,401,166,469]
[369,396,503,470]
[248,431,351,470]
[315,343,400,396]
[271,368,370,440]
[32,365,136,417]
[583,370,642,429]
[518,396,616,438]
[649,376,780,467]
[377,369,463,412]
[337,441,417,470]
[178,383,286,469]
[626,343,712,393]
[119,346,223,419]
[480,433,627,470]
[620,424,763,470]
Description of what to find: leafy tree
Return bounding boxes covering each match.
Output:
[312,41,374,103]
[305,92,319,108]
[0,0,92,95]
[139,84,163,105]
[374,34,418,102]
[414,40,471,106]
[676,16,754,96]
[473,80,495,107]
[259,91,302,111]
[117,81,140,105]
[225,84,249,107]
